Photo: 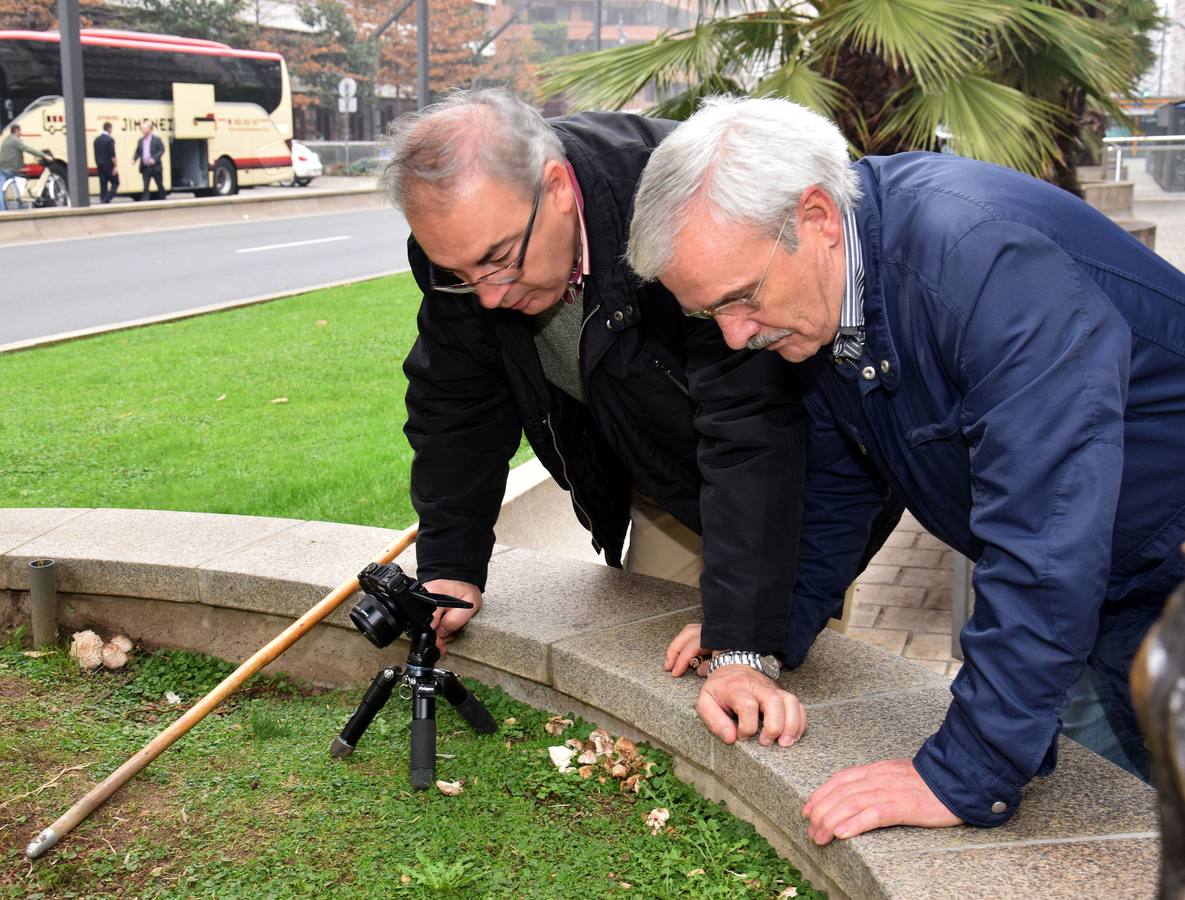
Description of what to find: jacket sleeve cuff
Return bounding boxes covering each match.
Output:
[912,703,1023,828]
[781,593,842,668]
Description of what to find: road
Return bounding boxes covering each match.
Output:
[0,206,412,345]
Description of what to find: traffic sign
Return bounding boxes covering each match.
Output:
[338,96,358,113]
[338,76,357,99]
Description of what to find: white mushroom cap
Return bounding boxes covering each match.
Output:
[68,631,103,671]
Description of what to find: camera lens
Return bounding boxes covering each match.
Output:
[349,595,403,648]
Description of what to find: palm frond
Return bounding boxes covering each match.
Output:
[646,75,747,119]
[878,72,1062,176]
[991,1,1137,96]
[752,59,846,118]
[812,0,1006,88]
[540,23,726,109]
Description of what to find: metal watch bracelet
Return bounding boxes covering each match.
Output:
[708,650,782,680]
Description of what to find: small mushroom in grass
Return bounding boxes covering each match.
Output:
[108,634,133,654]
[645,807,670,835]
[68,631,103,671]
[548,746,576,773]
[435,780,464,796]
[101,642,129,670]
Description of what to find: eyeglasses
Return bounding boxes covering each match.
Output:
[683,207,793,320]
[428,181,543,294]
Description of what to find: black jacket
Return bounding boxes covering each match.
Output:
[93,131,115,167]
[132,134,164,172]
[403,112,806,652]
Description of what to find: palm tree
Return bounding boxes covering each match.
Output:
[541,0,1158,191]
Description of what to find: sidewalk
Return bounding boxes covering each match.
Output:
[847,167,1185,676]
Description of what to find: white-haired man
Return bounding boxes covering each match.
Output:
[639,96,1185,842]
[383,89,808,747]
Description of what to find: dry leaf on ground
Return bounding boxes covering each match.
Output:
[270,397,289,405]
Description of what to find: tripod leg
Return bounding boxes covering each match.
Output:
[410,682,437,790]
[330,666,400,759]
[438,671,497,734]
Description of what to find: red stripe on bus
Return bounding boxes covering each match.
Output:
[0,30,283,61]
[230,156,292,170]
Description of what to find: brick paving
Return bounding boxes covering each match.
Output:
[847,169,1185,677]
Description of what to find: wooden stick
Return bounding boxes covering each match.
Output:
[26,525,418,859]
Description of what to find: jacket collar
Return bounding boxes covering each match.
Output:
[851,163,901,393]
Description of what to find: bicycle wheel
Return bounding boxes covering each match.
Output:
[1,177,19,209]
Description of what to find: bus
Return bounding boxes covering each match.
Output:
[0,28,293,201]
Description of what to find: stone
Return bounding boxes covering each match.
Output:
[552,614,943,771]
[3,508,300,602]
[0,508,92,588]
[452,547,700,684]
[868,836,1159,900]
[846,627,908,656]
[197,519,416,624]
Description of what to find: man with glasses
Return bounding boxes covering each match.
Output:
[381,89,808,747]
[631,95,1185,841]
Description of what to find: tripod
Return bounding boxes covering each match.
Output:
[330,614,496,788]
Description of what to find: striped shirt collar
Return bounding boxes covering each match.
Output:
[832,207,866,363]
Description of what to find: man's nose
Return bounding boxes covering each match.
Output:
[717,315,757,351]
[474,281,511,309]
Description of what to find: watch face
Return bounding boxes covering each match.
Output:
[759,655,781,679]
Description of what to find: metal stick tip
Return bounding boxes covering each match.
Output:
[26,828,59,859]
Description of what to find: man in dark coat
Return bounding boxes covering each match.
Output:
[636,96,1185,840]
[131,119,164,201]
[93,121,118,203]
[382,89,809,743]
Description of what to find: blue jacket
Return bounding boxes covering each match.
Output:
[786,152,1185,827]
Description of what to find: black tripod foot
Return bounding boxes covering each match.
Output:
[329,736,355,759]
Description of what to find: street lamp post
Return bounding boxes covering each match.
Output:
[56,0,89,208]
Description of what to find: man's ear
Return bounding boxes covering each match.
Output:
[544,158,576,215]
[798,185,843,248]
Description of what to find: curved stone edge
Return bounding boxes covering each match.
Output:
[0,507,1161,900]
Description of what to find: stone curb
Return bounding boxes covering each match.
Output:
[0,268,410,355]
[0,186,383,247]
[0,507,1160,899]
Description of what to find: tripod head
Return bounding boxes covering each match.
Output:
[349,563,472,649]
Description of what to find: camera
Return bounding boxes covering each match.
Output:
[349,562,472,648]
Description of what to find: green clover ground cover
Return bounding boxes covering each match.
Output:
[0,632,821,898]
[0,273,530,526]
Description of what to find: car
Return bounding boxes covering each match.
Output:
[288,140,322,186]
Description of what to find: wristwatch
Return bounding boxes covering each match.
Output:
[708,650,782,680]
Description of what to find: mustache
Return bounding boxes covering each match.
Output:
[746,329,794,351]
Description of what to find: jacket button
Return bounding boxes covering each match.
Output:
[861,365,876,381]
[880,359,891,374]
[612,310,624,322]
[991,801,1007,814]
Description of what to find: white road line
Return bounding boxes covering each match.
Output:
[236,235,352,254]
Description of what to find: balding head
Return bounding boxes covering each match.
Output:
[380,89,564,218]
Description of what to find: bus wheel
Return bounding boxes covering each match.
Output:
[213,158,238,196]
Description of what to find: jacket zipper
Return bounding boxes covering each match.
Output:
[543,412,593,530]
[654,359,691,397]
[577,303,601,366]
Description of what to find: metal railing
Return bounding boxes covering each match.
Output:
[1101,134,1185,182]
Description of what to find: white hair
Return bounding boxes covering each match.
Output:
[380,88,564,213]
[628,95,860,280]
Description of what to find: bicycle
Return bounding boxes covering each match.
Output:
[0,154,69,210]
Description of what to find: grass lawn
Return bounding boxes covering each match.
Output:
[0,274,531,527]
[0,633,820,899]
